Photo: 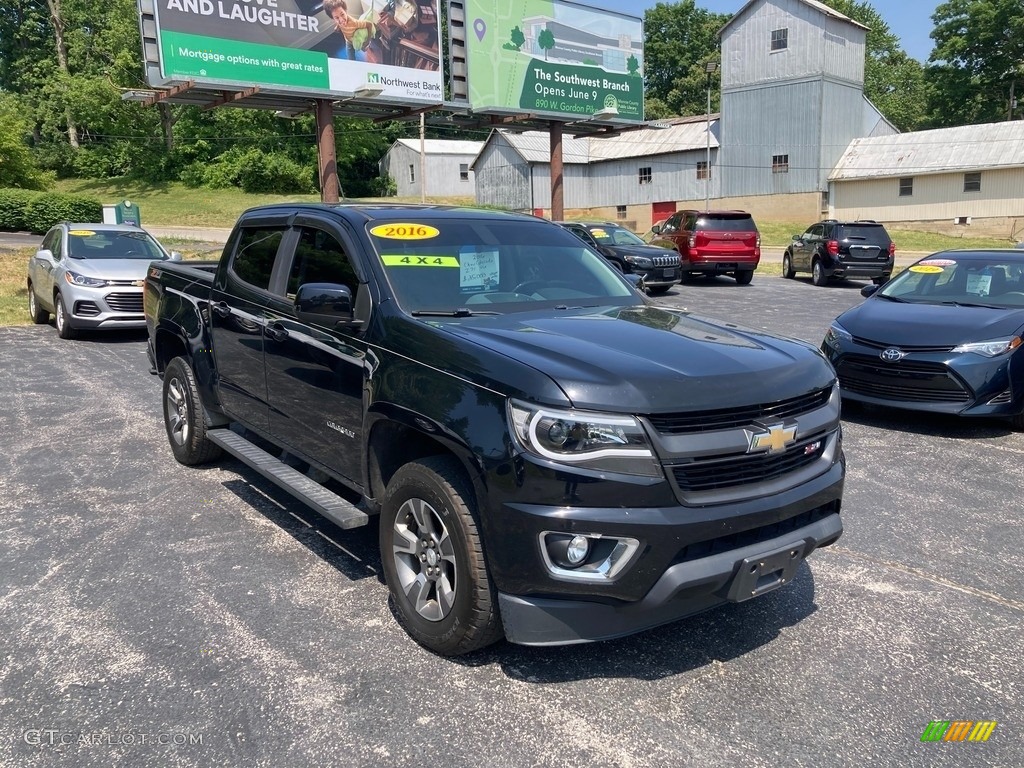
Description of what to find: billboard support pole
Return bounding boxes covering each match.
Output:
[317,98,340,203]
[549,121,563,221]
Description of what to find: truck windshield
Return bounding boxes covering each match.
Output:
[367,218,639,314]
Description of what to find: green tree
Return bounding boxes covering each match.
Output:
[0,95,51,189]
[627,54,640,76]
[510,25,525,50]
[642,1,727,116]
[820,0,927,131]
[925,0,1024,127]
[537,28,555,60]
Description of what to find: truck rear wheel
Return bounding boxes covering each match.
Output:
[380,456,502,656]
[163,356,222,466]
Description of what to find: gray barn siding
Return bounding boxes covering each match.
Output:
[586,152,720,207]
[721,79,823,196]
[721,0,865,91]
[819,79,868,188]
[474,138,532,209]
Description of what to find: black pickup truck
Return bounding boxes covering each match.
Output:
[145,203,844,655]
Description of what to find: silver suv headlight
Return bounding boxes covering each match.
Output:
[508,399,662,477]
[64,270,107,287]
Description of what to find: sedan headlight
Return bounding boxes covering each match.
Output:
[951,336,1022,358]
[64,270,107,287]
[508,400,662,477]
[823,321,852,351]
[625,255,654,269]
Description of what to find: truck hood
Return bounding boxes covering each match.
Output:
[436,305,833,412]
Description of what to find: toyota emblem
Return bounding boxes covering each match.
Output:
[880,347,907,362]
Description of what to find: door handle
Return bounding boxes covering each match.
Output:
[212,302,231,318]
[266,323,289,343]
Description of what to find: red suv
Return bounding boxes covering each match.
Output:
[651,210,761,284]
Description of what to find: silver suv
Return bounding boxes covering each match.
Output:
[27,222,180,339]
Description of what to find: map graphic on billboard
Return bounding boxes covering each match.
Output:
[462,0,643,122]
[150,0,444,103]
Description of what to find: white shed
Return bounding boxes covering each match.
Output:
[379,139,484,198]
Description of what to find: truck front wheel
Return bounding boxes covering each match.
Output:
[380,456,503,656]
[163,356,222,466]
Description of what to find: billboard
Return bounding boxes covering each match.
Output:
[461,0,643,122]
[149,0,444,103]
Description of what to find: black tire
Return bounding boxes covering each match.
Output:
[53,292,77,339]
[811,260,829,287]
[781,253,795,279]
[28,283,49,324]
[380,456,502,656]
[735,270,754,285]
[647,285,670,295]
[162,356,223,466]
[1009,412,1024,431]
[872,274,891,286]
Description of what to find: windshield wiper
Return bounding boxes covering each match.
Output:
[876,294,909,302]
[411,309,502,317]
[938,301,1002,309]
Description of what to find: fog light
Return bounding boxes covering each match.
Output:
[566,535,590,565]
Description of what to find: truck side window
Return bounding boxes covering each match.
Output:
[287,227,358,297]
[231,227,285,290]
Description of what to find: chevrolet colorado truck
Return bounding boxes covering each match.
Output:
[145,203,844,656]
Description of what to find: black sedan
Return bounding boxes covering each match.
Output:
[555,221,681,294]
[822,250,1024,429]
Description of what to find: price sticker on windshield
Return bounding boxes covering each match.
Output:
[370,223,439,240]
[909,265,944,273]
[68,230,96,237]
[919,259,955,267]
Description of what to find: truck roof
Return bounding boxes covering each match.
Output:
[239,203,541,225]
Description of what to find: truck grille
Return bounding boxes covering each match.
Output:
[647,387,832,435]
[836,356,969,403]
[669,435,826,493]
[105,292,144,313]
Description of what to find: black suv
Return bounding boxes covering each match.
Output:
[782,220,895,286]
[556,221,681,293]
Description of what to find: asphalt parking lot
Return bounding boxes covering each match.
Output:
[1,273,1020,767]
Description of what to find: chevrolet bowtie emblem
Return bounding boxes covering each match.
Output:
[748,423,798,454]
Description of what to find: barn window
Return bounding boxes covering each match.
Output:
[409,164,415,183]
[771,28,788,51]
[638,167,652,184]
[963,172,981,192]
[459,163,469,181]
[616,205,627,219]
[696,161,709,180]
[771,154,789,173]
[899,177,913,196]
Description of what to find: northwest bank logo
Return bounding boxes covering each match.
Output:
[367,72,379,84]
[921,720,997,742]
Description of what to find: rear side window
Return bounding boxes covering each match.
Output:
[231,227,285,290]
[697,215,756,232]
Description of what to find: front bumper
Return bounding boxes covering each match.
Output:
[62,284,145,330]
[500,512,841,645]
[638,265,681,288]
[823,341,1024,418]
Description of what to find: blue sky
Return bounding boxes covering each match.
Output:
[586,0,941,62]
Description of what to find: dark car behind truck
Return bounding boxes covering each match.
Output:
[146,204,844,655]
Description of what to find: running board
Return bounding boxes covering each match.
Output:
[207,429,370,529]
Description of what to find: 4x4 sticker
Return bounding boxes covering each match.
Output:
[370,224,440,240]
[381,255,458,267]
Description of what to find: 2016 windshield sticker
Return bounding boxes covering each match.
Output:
[381,255,459,267]
[68,230,96,237]
[910,265,945,273]
[370,224,440,240]
[920,259,956,267]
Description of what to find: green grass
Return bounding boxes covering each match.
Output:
[1,248,31,327]
[758,220,1014,251]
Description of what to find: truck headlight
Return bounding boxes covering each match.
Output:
[64,271,107,287]
[508,399,662,477]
